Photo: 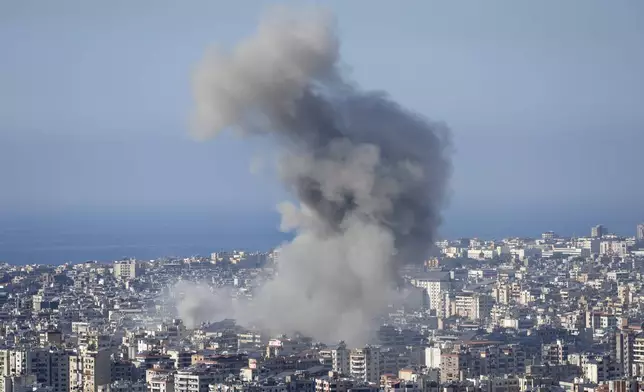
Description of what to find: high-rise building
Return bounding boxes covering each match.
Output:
[380,349,410,376]
[410,272,450,315]
[425,347,441,369]
[330,342,349,375]
[542,340,569,365]
[49,349,70,392]
[349,346,380,383]
[637,224,644,242]
[0,348,69,392]
[69,350,111,392]
[631,334,644,377]
[440,352,468,382]
[576,238,601,254]
[614,330,635,378]
[591,225,607,238]
[453,292,493,321]
[113,260,138,281]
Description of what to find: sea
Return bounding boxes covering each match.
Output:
[0,207,639,265]
[0,210,290,265]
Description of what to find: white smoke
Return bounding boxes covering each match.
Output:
[171,281,236,329]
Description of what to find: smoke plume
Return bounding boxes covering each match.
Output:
[171,281,235,329]
[190,7,451,345]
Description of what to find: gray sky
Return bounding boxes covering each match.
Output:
[1,0,643,236]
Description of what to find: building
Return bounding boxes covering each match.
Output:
[526,364,580,383]
[104,381,146,392]
[149,375,174,392]
[541,232,557,240]
[630,334,644,376]
[166,351,194,370]
[270,248,282,265]
[478,376,520,392]
[349,347,380,383]
[0,348,69,392]
[600,240,628,257]
[410,273,450,314]
[575,238,600,254]
[637,224,644,242]
[614,330,635,377]
[425,347,441,369]
[175,364,226,392]
[48,349,70,392]
[440,352,467,382]
[32,290,59,312]
[492,284,512,305]
[380,350,410,376]
[592,225,607,238]
[330,343,349,375]
[541,340,569,365]
[315,371,353,392]
[266,338,308,358]
[69,350,111,392]
[0,374,38,392]
[579,355,621,383]
[497,345,526,375]
[113,260,138,281]
[452,292,492,321]
[111,359,136,383]
[40,331,63,347]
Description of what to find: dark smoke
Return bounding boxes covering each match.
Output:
[190,6,451,345]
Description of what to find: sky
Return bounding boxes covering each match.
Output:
[1,0,644,241]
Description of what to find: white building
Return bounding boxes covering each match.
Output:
[113,260,138,281]
[410,273,450,314]
[266,338,308,358]
[600,240,628,257]
[467,249,495,260]
[69,350,111,392]
[424,347,441,369]
[637,224,644,242]
[175,365,226,392]
[330,343,350,375]
[349,347,380,383]
[515,247,542,261]
[452,292,493,321]
[575,238,600,254]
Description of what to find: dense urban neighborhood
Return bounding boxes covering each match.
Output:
[1,224,644,392]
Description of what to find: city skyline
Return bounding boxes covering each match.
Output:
[1,216,643,265]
